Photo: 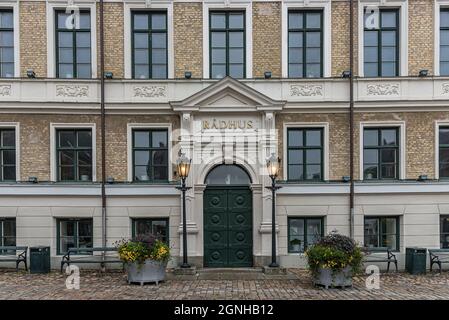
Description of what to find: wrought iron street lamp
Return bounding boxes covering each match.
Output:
[176,152,192,268]
[266,153,281,268]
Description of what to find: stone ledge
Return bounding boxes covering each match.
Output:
[173,266,197,275]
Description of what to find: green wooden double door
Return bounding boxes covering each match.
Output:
[204,187,253,267]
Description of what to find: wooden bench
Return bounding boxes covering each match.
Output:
[363,247,398,272]
[429,249,449,273]
[0,246,28,271]
[60,247,123,272]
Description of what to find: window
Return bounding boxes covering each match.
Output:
[132,11,167,79]
[0,10,14,78]
[0,218,15,247]
[132,129,168,182]
[363,128,399,180]
[210,11,245,79]
[55,10,91,78]
[364,9,399,77]
[288,10,323,78]
[287,128,323,181]
[288,217,323,253]
[441,216,449,249]
[364,216,399,251]
[439,127,449,178]
[57,219,93,255]
[441,9,449,76]
[0,129,15,181]
[132,218,169,243]
[56,129,92,182]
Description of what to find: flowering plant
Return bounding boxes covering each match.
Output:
[115,235,170,265]
[305,233,363,275]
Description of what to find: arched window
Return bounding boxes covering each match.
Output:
[205,165,251,185]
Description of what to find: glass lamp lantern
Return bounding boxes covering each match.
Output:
[266,153,280,180]
[177,153,191,180]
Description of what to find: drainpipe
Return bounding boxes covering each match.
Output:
[349,0,355,239]
[100,0,107,248]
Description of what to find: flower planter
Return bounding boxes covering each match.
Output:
[313,266,353,289]
[127,259,167,286]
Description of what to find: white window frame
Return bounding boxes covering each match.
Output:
[283,122,330,181]
[203,0,252,79]
[435,0,449,76]
[46,0,98,78]
[50,123,97,182]
[0,1,20,78]
[435,121,449,180]
[0,122,20,182]
[124,0,174,79]
[359,121,406,181]
[281,0,331,78]
[358,0,408,77]
[127,123,172,182]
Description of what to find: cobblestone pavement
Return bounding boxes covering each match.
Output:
[0,269,449,300]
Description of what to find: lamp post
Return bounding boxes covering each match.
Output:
[266,153,281,268]
[176,152,192,268]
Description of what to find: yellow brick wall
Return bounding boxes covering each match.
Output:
[252,2,282,78]
[19,1,47,77]
[173,3,203,78]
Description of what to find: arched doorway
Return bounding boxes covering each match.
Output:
[203,165,253,267]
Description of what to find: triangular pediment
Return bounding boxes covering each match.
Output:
[170,77,285,112]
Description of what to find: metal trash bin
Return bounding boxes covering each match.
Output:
[30,246,50,273]
[405,247,427,275]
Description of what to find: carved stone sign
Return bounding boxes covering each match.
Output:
[56,85,89,97]
[0,85,11,96]
[202,119,254,130]
[366,83,400,96]
[442,83,449,95]
[290,84,323,97]
[133,85,166,98]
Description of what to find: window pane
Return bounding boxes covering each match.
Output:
[306,219,322,247]
[229,64,244,78]
[364,149,378,164]
[135,166,149,181]
[229,13,244,29]
[60,220,75,237]
[289,219,304,252]
[306,149,321,164]
[134,33,148,49]
[288,165,303,180]
[381,62,396,76]
[289,32,303,47]
[135,151,150,166]
[306,165,321,180]
[79,13,90,29]
[289,48,303,63]
[440,163,449,178]
[364,164,378,179]
[306,32,320,47]
[58,48,73,64]
[3,166,15,180]
[2,130,15,147]
[381,164,396,178]
[381,31,396,46]
[134,14,148,30]
[76,48,90,63]
[364,47,378,63]
[382,218,397,250]
[152,48,166,64]
[60,151,74,165]
[381,47,396,61]
[381,149,396,163]
[305,130,321,146]
[59,131,76,147]
[77,64,91,78]
[441,216,449,248]
[289,13,303,29]
[78,151,92,166]
[152,65,166,79]
[441,11,449,28]
[364,62,378,77]
[381,129,397,146]
[440,148,449,163]
[0,31,13,46]
[441,30,449,46]
[78,220,92,237]
[306,12,321,28]
[364,31,378,46]
[3,150,15,165]
[77,131,92,148]
[0,11,13,29]
[76,33,90,48]
[152,150,167,165]
[151,14,166,30]
[211,13,226,29]
[229,48,244,63]
[152,131,167,148]
[288,150,303,165]
[364,130,378,146]
[152,33,166,49]
[59,64,74,78]
[211,49,226,64]
[288,130,303,147]
[134,131,150,148]
[57,13,71,29]
[288,64,302,78]
[1,63,13,78]
[134,49,149,64]
[58,32,73,47]
[229,32,244,47]
[381,11,397,28]
[151,220,168,242]
[78,166,92,181]
[364,218,379,248]
[153,166,168,180]
[211,64,226,78]
[306,48,320,64]
[211,32,226,47]
[60,166,75,180]
[306,63,320,77]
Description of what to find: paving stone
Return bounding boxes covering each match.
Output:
[0,269,448,300]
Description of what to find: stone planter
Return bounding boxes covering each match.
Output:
[313,266,353,289]
[127,259,167,286]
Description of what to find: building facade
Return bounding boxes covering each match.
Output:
[0,0,449,269]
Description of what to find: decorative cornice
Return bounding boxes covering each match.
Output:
[0,85,11,96]
[133,85,167,98]
[366,83,400,96]
[290,84,323,97]
[56,85,89,97]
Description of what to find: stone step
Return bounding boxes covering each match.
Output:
[197,267,264,273]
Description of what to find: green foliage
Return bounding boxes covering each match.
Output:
[115,235,170,266]
[305,233,363,275]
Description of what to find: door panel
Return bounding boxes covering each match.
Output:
[204,188,252,267]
